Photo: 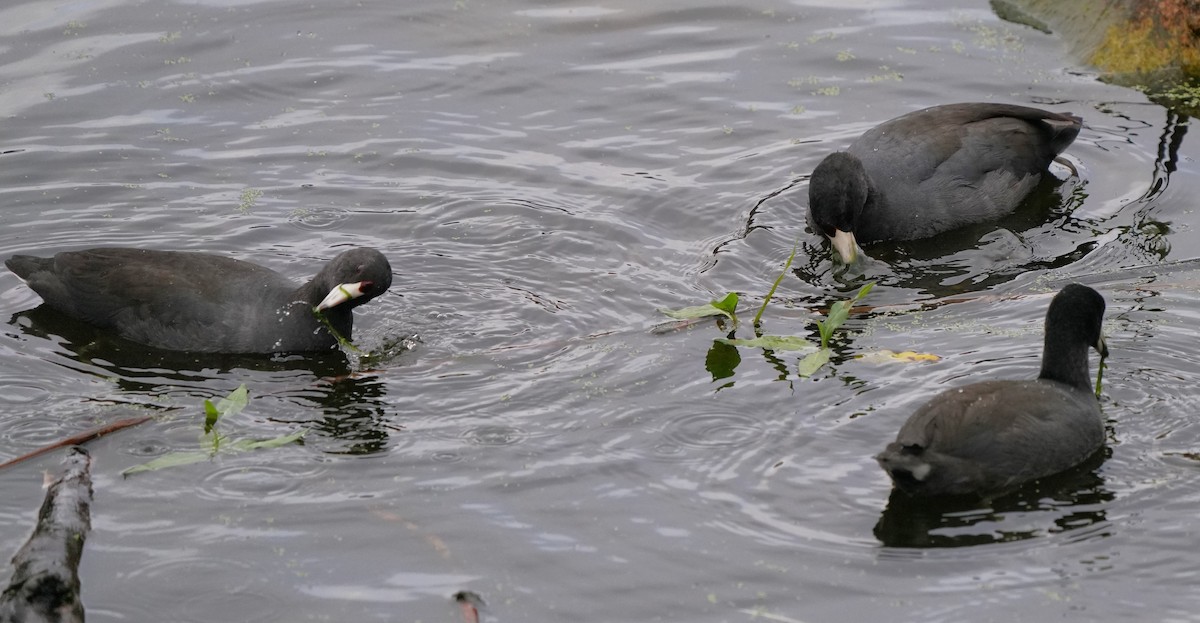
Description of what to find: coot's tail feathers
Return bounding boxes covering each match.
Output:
[1044,112,1083,156]
[4,255,49,280]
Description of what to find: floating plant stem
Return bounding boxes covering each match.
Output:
[122,384,306,477]
[753,239,799,328]
[816,282,875,348]
[797,282,877,377]
[312,307,364,353]
[659,292,740,327]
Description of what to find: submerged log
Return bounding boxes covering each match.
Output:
[0,447,93,623]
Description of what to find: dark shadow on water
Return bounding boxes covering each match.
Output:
[1117,109,1189,263]
[873,448,1113,548]
[281,373,395,456]
[11,305,354,381]
[11,305,409,456]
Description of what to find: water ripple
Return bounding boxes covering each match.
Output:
[120,556,280,623]
[287,205,350,230]
[195,462,325,502]
[657,411,766,451]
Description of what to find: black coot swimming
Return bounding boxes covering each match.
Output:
[5,247,392,353]
[807,103,1083,263]
[875,283,1107,497]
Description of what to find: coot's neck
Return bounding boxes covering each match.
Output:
[1038,336,1093,392]
[862,179,881,217]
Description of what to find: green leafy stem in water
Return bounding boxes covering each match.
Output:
[121,384,306,477]
[656,242,801,330]
[658,292,741,326]
[753,241,798,327]
[796,282,874,377]
[659,239,877,378]
[313,307,364,354]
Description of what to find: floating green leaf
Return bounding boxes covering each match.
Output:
[797,283,878,376]
[229,429,307,451]
[660,292,740,322]
[312,307,364,353]
[212,384,249,418]
[123,384,306,478]
[121,450,211,476]
[659,303,728,320]
[797,348,832,378]
[203,400,220,435]
[205,384,247,435]
[817,282,875,348]
[716,335,816,352]
[711,292,739,317]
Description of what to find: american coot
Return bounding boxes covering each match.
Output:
[5,247,392,354]
[875,283,1107,497]
[807,103,1083,263]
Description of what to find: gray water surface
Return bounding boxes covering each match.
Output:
[1,1,1198,621]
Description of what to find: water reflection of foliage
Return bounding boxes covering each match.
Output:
[705,338,740,386]
[873,448,1113,548]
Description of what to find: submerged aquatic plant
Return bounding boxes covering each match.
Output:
[122,384,305,477]
[753,242,798,327]
[796,282,874,377]
[659,239,883,378]
[817,282,874,349]
[313,307,364,353]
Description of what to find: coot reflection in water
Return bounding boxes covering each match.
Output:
[874,449,1114,548]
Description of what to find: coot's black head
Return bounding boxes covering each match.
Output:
[314,248,393,311]
[808,152,870,263]
[1047,283,1106,354]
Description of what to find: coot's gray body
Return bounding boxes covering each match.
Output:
[5,247,392,354]
[808,103,1083,263]
[875,284,1107,497]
